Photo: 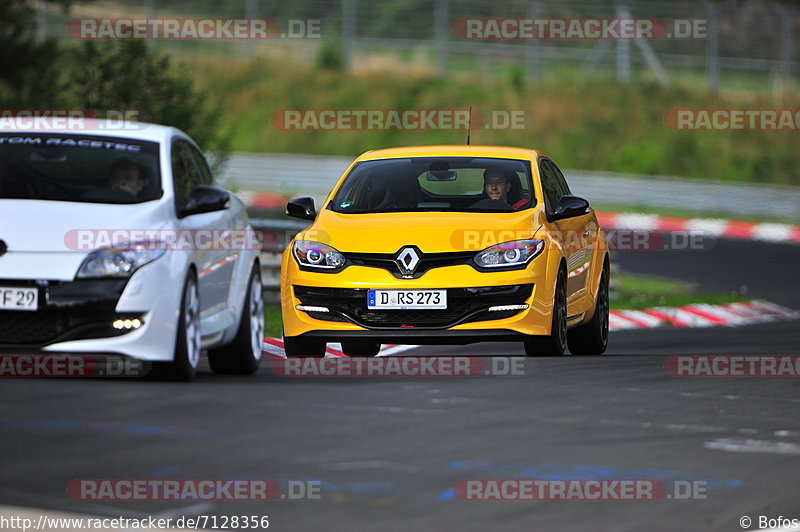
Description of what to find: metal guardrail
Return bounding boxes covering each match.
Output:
[250,218,309,301]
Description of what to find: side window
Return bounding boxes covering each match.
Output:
[189,144,214,186]
[171,139,203,211]
[538,158,562,215]
[548,160,572,197]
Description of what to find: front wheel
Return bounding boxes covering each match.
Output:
[568,270,609,355]
[156,271,201,381]
[208,265,265,374]
[524,270,567,357]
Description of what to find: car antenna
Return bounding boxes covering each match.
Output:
[466,106,472,145]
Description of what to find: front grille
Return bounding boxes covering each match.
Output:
[0,307,144,346]
[0,278,135,347]
[344,251,475,279]
[294,284,533,329]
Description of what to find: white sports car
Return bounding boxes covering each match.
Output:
[0,121,264,380]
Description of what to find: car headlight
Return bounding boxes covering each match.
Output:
[474,239,544,269]
[293,240,345,270]
[77,242,167,279]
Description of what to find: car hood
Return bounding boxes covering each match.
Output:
[0,199,172,253]
[305,209,543,253]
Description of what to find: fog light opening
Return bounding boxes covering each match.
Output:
[487,304,530,312]
[296,305,330,313]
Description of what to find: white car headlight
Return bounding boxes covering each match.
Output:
[77,242,167,279]
[474,239,544,269]
[293,240,345,270]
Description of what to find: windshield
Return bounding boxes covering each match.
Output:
[0,133,162,204]
[329,157,535,214]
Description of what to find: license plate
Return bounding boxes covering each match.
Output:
[0,287,38,311]
[368,289,447,310]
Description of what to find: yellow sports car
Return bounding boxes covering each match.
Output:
[281,145,609,357]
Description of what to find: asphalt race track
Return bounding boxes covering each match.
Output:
[1,236,798,532]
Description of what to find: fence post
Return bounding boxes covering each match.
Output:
[705,2,720,93]
[434,0,449,74]
[36,0,48,42]
[341,0,355,71]
[774,4,793,89]
[244,0,259,58]
[614,2,631,84]
[144,0,156,50]
[525,0,541,80]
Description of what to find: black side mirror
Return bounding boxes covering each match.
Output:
[552,195,590,220]
[180,185,230,217]
[286,197,316,221]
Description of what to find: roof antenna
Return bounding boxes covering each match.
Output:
[466,106,472,145]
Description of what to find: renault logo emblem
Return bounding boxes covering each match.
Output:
[0,240,7,258]
[395,247,420,275]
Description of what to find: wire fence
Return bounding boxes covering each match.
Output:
[38,0,799,91]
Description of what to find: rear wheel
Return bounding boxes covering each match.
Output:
[208,266,265,374]
[524,270,567,357]
[341,341,381,357]
[568,270,609,355]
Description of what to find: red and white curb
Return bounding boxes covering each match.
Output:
[597,212,800,244]
[262,300,798,356]
[609,300,799,331]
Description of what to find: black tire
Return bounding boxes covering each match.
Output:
[153,272,201,381]
[283,333,326,357]
[568,270,609,355]
[341,341,381,357]
[208,265,265,375]
[524,269,567,357]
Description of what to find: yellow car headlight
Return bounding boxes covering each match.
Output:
[474,239,544,269]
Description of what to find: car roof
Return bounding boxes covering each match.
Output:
[0,120,185,145]
[354,145,547,162]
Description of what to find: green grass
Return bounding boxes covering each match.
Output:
[264,304,283,338]
[611,272,749,310]
[183,55,800,186]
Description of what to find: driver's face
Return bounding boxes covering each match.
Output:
[111,168,144,195]
[484,174,510,202]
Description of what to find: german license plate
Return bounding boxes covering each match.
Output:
[367,289,447,310]
[0,287,38,311]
